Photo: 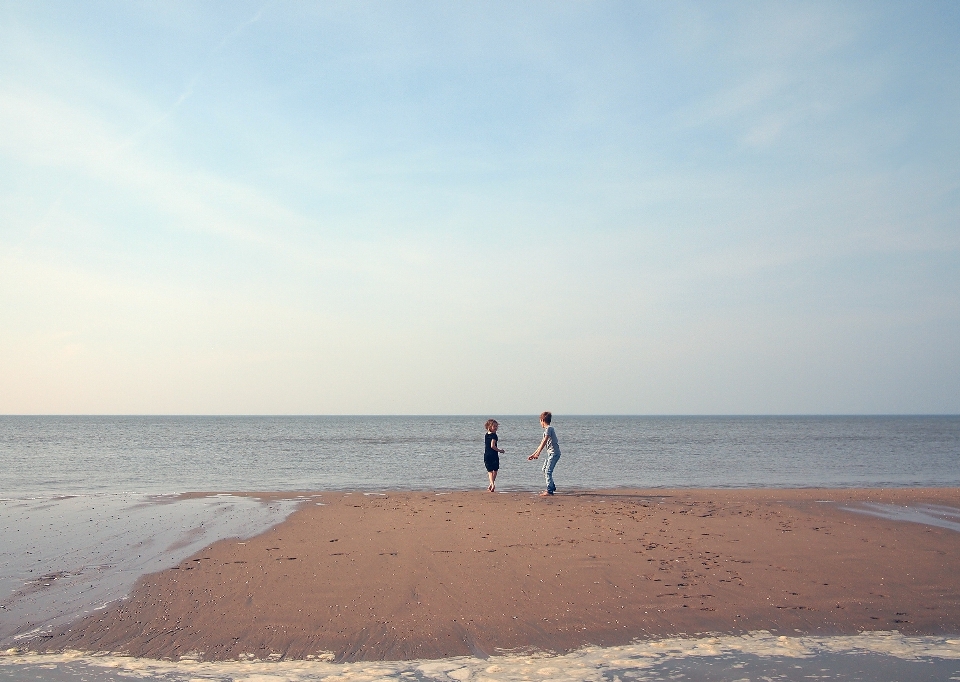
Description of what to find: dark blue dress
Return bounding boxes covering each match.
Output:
[484,432,500,472]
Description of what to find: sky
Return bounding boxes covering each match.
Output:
[1,1,958,415]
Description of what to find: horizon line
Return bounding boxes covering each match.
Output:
[2,413,959,418]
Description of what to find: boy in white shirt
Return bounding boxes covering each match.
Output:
[528,411,561,496]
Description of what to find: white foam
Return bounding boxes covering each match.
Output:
[2,631,959,681]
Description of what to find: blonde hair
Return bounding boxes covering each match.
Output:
[484,419,499,431]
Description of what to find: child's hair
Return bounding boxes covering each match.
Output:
[540,411,552,424]
[484,419,499,431]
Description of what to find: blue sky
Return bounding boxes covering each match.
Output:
[1,1,958,414]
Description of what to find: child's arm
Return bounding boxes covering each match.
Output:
[528,433,549,460]
[492,436,505,454]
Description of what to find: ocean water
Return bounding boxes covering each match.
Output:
[2,415,959,497]
[2,416,959,680]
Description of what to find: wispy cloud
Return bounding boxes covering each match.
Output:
[214,4,267,53]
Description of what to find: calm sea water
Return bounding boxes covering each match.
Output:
[2,415,959,497]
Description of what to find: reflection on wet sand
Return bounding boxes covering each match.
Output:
[842,503,960,532]
[0,494,301,646]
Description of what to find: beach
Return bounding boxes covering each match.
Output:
[21,487,960,663]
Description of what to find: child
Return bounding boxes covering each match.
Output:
[527,411,560,496]
[484,419,505,492]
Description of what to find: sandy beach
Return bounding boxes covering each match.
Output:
[23,488,960,662]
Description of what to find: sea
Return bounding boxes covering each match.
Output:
[2,415,960,681]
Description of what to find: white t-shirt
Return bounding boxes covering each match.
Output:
[543,425,561,456]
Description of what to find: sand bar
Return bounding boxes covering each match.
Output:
[24,488,960,662]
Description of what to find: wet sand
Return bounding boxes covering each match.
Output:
[24,488,960,662]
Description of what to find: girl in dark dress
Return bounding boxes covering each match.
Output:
[484,419,505,492]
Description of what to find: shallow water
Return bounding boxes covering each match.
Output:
[843,502,960,532]
[2,632,959,681]
[0,494,300,645]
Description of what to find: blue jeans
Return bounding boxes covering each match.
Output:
[542,451,560,493]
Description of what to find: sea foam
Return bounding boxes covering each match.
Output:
[2,631,959,681]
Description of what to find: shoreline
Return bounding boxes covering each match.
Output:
[17,487,960,662]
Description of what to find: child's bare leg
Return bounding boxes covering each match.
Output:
[487,471,495,492]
